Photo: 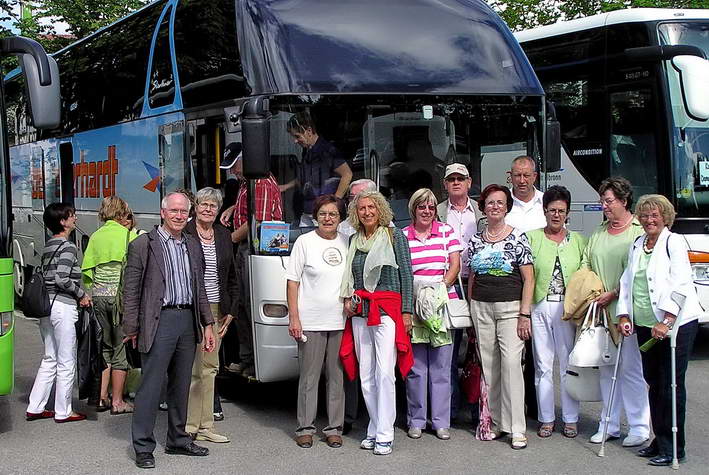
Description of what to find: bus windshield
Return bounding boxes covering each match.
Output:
[658,21,709,218]
[253,94,541,250]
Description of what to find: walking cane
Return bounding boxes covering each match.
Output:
[670,323,680,470]
[598,336,623,458]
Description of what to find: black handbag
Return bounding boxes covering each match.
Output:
[76,305,106,400]
[22,242,66,319]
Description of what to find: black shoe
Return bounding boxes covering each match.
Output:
[343,422,353,435]
[638,446,659,458]
[135,453,155,469]
[165,442,209,456]
[648,455,686,466]
[213,411,224,422]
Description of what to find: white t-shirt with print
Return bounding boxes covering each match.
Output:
[285,230,348,331]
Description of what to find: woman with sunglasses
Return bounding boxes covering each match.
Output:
[402,188,461,441]
[286,194,349,449]
[526,186,586,439]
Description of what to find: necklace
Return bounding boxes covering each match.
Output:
[610,213,633,230]
[485,224,506,241]
[197,227,214,241]
[643,235,655,254]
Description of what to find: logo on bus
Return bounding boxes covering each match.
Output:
[74,145,119,198]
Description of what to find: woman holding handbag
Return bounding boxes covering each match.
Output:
[27,203,92,423]
[402,188,462,441]
[526,186,587,439]
[616,195,701,466]
[580,177,650,447]
[466,184,534,450]
[81,196,137,414]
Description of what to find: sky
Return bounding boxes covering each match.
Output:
[2,4,69,35]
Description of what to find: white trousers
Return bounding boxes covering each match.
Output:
[352,315,397,443]
[531,300,579,424]
[27,300,79,419]
[597,333,651,438]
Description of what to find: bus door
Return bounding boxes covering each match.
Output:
[159,121,187,198]
[28,146,47,264]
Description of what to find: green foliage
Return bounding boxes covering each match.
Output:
[492,0,709,31]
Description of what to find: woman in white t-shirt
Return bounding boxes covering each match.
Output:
[286,194,349,449]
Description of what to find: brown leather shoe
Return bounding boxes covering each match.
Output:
[326,435,343,448]
[296,435,313,448]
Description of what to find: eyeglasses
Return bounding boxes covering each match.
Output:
[197,202,218,211]
[166,208,189,216]
[445,176,468,183]
[317,211,340,219]
[416,205,436,211]
[638,212,662,221]
[545,208,568,216]
[598,197,618,206]
[485,200,506,208]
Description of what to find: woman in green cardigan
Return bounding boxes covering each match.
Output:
[82,196,137,414]
[527,186,586,439]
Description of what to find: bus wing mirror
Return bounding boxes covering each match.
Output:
[241,97,271,179]
[671,55,709,122]
[544,119,561,172]
[19,53,61,129]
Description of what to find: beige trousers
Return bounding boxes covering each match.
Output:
[472,299,526,434]
[186,303,223,433]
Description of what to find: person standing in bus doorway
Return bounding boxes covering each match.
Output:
[437,163,481,422]
[283,110,353,226]
[504,155,545,419]
[27,203,92,424]
[122,192,216,470]
[219,144,283,378]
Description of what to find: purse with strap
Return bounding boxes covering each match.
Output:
[443,232,473,329]
[22,241,67,319]
[568,301,618,367]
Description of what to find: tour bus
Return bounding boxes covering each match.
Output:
[5,0,552,383]
[516,9,709,323]
[0,37,60,395]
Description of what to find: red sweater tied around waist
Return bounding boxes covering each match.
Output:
[339,289,413,381]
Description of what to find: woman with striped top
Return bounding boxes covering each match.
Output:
[402,188,461,441]
[184,187,238,444]
[27,203,92,423]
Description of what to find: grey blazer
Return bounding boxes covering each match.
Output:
[122,226,214,353]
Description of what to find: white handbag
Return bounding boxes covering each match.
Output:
[568,301,618,367]
[444,275,473,329]
[565,365,602,402]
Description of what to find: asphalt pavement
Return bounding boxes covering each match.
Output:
[2,314,708,475]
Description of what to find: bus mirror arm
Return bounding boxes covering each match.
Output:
[242,97,271,179]
[0,36,53,86]
[625,45,706,62]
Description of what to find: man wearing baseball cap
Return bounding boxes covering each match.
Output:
[437,163,480,422]
[219,143,283,377]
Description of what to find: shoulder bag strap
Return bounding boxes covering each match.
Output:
[41,240,67,275]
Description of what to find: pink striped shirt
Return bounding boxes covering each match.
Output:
[403,221,463,299]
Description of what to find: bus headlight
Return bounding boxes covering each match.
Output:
[262,304,288,318]
[0,312,13,336]
[692,263,709,285]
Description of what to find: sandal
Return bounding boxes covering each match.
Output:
[537,422,555,438]
[110,402,134,415]
[511,435,528,450]
[96,398,111,413]
[563,423,578,438]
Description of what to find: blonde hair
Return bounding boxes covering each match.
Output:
[347,190,393,232]
[408,188,438,222]
[635,194,676,228]
[98,196,130,223]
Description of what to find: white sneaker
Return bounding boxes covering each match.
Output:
[373,441,393,455]
[622,435,648,447]
[590,431,619,444]
[360,437,376,450]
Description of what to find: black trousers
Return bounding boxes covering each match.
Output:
[523,338,537,417]
[637,320,698,458]
[132,308,196,454]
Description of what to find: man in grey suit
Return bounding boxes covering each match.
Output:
[123,192,215,469]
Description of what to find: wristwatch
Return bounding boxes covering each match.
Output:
[661,317,675,329]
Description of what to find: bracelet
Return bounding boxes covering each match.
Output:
[518,313,531,318]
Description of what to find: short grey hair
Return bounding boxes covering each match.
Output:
[511,155,537,172]
[349,178,377,194]
[161,191,191,211]
[196,187,223,210]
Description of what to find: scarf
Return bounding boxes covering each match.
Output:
[340,226,398,297]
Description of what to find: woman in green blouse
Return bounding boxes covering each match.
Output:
[580,177,650,447]
[527,186,586,439]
